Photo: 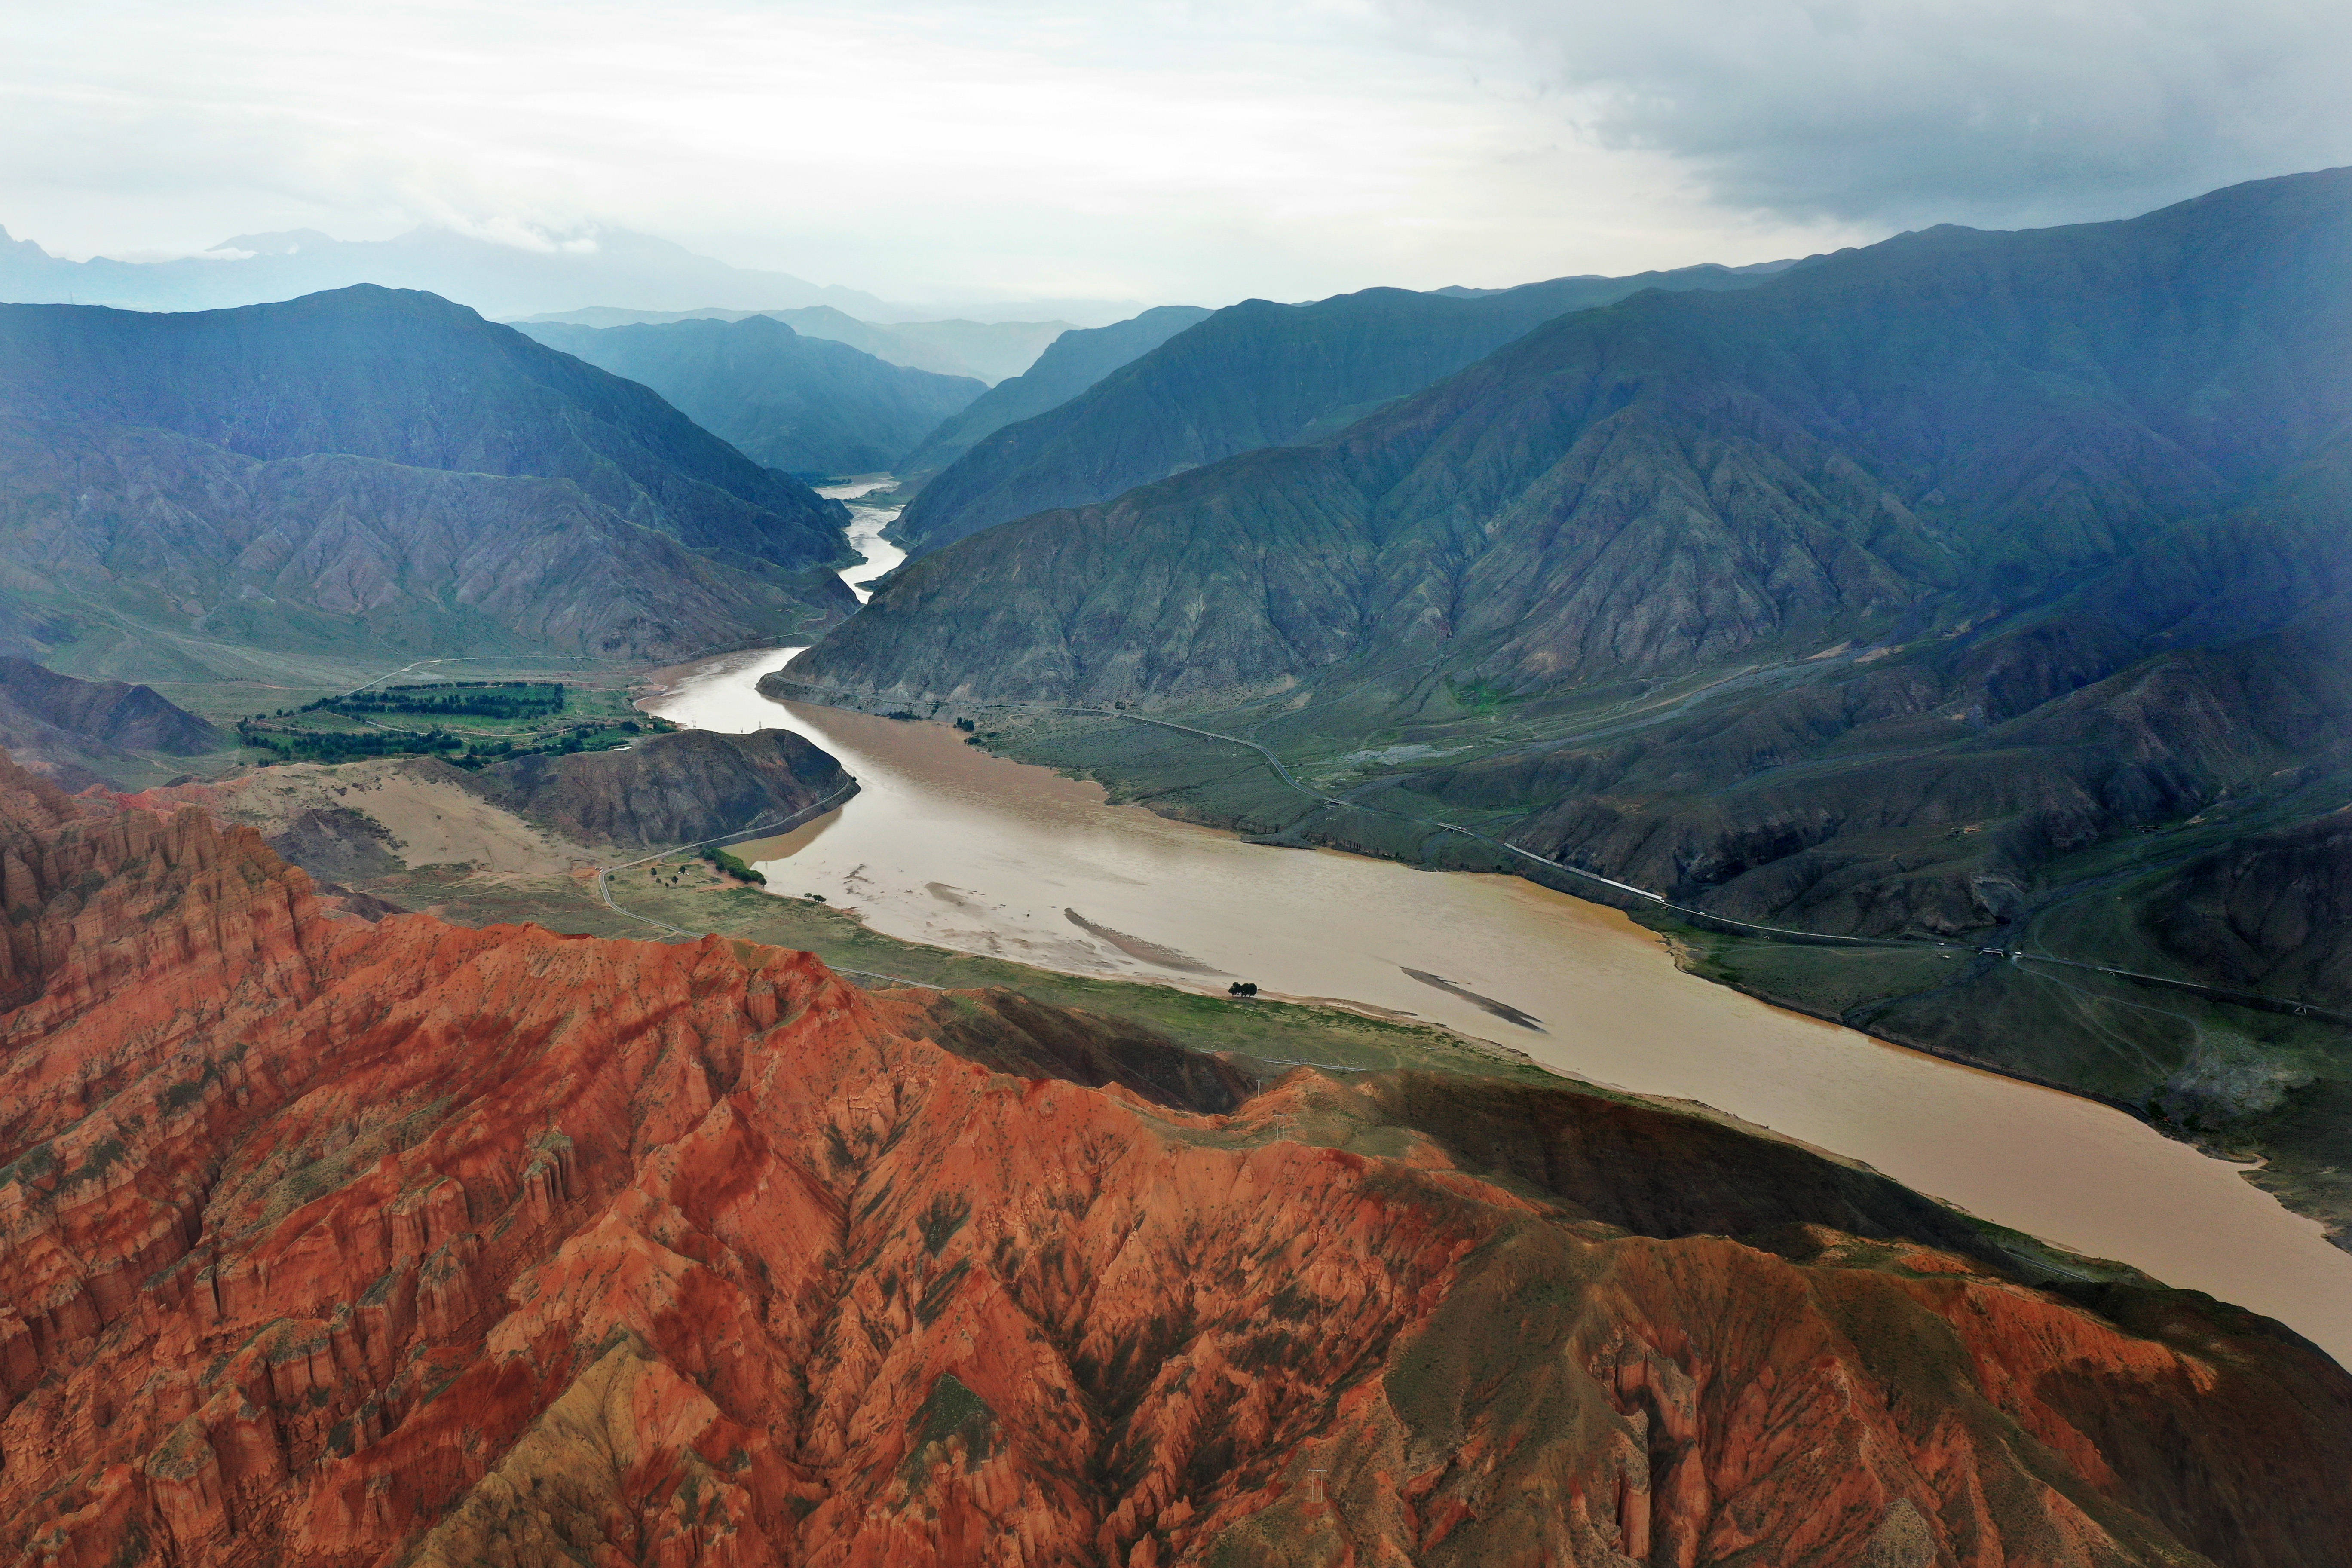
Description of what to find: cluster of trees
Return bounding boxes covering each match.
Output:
[236,718,466,765]
[304,681,566,721]
[700,846,766,885]
[239,716,645,768]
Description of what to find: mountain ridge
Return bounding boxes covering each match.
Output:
[0,286,858,675]
[898,303,1215,476]
[519,315,984,476]
[512,305,1076,383]
[0,658,223,789]
[888,262,1796,557]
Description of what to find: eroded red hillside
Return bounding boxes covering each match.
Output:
[0,753,2346,1568]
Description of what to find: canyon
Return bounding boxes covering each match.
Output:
[3,745,2350,1566]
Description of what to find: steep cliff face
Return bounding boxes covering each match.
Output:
[2,749,2347,1568]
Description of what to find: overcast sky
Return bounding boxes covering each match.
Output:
[4,0,2348,306]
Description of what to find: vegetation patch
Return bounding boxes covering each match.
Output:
[902,1373,998,1476]
[701,846,766,885]
[236,680,678,769]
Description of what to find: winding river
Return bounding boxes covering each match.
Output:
[645,483,2352,1363]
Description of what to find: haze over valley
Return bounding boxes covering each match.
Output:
[4,5,2352,1565]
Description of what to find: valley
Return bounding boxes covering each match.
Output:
[91,469,2344,1362]
[646,643,2352,1364]
[6,160,2352,1564]
[783,170,2352,1274]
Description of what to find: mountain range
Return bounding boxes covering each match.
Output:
[887,262,1798,557]
[516,305,1079,385]
[0,221,1151,329]
[784,167,2352,1242]
[0,223,892,320]
[0,285,856,677]
[519,316,984,477]
[897,303,1215,475]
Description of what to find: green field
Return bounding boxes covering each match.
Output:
[236,679,674,768]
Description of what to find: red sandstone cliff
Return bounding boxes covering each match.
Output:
[0,751,2346,1568]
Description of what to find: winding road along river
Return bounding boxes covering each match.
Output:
[646,483,2352,1364]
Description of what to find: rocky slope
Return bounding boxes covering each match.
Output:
[0,415,847,676]
[784,167,2352,1241]
[888,263,1784,555]
[0,658,221,787]
[472,727,853,850]
[899,305,1213,477]
[2,748,2350,1566]
[521,316,984,476]
[0,287,857,675]
[2147,810,2352,1010]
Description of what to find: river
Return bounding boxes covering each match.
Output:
[643,484,2352,1364]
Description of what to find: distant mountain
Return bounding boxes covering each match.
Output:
[0,223,888,319]
[0,286,856,675]
[888,264,1787,555]
[785,168,2352,1242]
[512,306,1073,384]
[898,305,1213,478]
[867,317,1075,385]
[519,316,983,476]
[881,294,1147,328]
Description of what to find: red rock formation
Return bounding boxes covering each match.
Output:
[0,750,2346,1568]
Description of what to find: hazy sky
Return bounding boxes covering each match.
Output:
[5,0,2348,305]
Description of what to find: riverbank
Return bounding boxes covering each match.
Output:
[796,689,2351,1258]
[648,648,2352,1360]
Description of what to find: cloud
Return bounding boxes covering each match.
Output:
[1402,0,2352,227]
[3,0,2343,301]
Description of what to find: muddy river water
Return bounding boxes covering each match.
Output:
[646,484,2352,1363]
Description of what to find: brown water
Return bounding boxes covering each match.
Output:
[651,644,2352,1363]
